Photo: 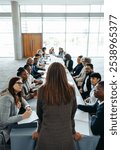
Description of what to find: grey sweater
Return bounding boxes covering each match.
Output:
[0,91,29,142]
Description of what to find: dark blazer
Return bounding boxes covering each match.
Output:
[64,59,73,72]
[78,100,98,113]
[31,64,41,79]
[81,72,92,99]
[78,101,104,150]
[72,63,83,76]
[91,103,104,150]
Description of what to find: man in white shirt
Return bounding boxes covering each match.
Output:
[24,64,43,90]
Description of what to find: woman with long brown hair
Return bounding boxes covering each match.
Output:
[0,77,32,144]
[32,62,81,150]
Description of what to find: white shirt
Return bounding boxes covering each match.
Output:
[83,75,89,92]
[98,100,104,105]
[86,86,97,105]
[66,60,69,68]
[27,74,36,89]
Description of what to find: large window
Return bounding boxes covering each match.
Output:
[0,6,14,57]
[66,18,89,56]
[43,18,65,33]
[66,33,88,56]
[66,18,88,33]
[43,34,65,54]
[66,5,89,13]
[88,18,104,56]
[0,18,14,57]
[0,4,104,57]
[0,5,11,12]
[21,17,42,33]
[43,17,65,54]
[43,5,66,13]
[20,5,42,13]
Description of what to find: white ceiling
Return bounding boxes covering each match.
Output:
[0,0,104,5]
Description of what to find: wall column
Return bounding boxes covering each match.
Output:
[11,1,23,59]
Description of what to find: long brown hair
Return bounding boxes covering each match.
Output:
[39,62,75,105]
[8,77,22,104]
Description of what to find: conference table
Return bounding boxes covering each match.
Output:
[10,55,100,150]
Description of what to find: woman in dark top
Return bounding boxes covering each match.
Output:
[64,53,73,72]
[32,62,81,150]
[72,55,83,76]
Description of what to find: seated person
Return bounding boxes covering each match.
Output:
[36,49,43,56]
[78,81,104,150]
[26,57,33,66]
[24,64,43,89]
[80,63,94,99]
[32,57,44,79]
[57,47,65,58]
[17,67,37,100]
[34,54,45,70]
[0,77,32,145]
[71,55,83,77]
[42,47,47,57]
[73,57,91,88]
[49,47,55,55]
[64,53,73,72]
[37,48,49,58]
[84,72,101,105]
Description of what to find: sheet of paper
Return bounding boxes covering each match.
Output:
[18,110,38,124]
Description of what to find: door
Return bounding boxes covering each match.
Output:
[22,33,42,58]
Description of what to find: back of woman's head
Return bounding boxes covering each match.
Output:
[41,62,74,105]
[8,77,21,96]
[46,62,67,86]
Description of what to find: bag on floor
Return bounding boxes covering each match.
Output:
[0,131,10,150]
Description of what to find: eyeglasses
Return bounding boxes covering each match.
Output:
[16,82,23,85]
